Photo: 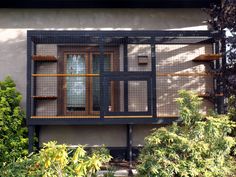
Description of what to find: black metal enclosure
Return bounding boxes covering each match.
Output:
[27,30,225,154]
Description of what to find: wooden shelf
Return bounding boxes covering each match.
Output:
[193,54,221,62]
[198,93,224,98]
[31,115,176,119]
[33,96,57,100]
[157,115,179,118]
[32,55,57,62]
[32,73,99,77]
[104,115,152,118]
[157,72,215,77]
[31,116,99,119]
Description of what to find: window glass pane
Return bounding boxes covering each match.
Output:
[66,54,86,111]
[92,54,111,111]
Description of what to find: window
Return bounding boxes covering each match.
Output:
[58,46,119,116]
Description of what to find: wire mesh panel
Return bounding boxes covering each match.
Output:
[156,75,214,117]
[32,38,103,118]
[106,80,124,113]
[128,81,148,112]
[156,44,215,117]
[128,44,151,71]
[103,77,152,117]
[27,31,218,122]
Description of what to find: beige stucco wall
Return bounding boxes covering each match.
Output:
[156,44,214,116]
[0,8,210,147]
[40,125,127,147]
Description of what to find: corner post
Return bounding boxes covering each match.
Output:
[28,126,35,153]
[124,37,128,112]
[99,36,105,118]
[127,124,133,176]
[215,39,224,114]
[151,37,157,118]
[27,32,35,153]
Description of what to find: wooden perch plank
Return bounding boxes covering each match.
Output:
[32,96,57,99]
[32,55,57,61]
[193,54,221,62]
[198,93,224,98]
[157,72,215,77]
[31,116,99,118]
[32,74,99,77]
[104,115,152,118]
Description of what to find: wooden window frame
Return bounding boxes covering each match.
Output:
[57,46,119,116]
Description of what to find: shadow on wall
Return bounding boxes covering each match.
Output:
[156,44,214,116]
[120,43,214,115]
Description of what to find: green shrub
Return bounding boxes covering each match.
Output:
[137,90,236,177]
[228,95,236,121]
[0,141,112,177]
[0,76,28,167]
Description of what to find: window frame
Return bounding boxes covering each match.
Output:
[57,45,120,116]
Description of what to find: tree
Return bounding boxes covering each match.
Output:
[206,0,236,119]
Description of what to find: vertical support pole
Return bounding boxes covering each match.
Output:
[127,124,133,176]
[215,40,224,114]
[151,37,157,118]
[123,37,128,112]
[32,42,40,150]
[28,126,35,153]
[220,31,226,113]
[32,42,36,116]
[26,34,32,123]
[99,36,105,118]
[27,33,35,153]
[35,126,40,150]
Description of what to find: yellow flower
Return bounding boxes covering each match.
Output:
[45,160,51,168]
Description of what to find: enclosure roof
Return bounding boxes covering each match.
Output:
[2,0,221,8]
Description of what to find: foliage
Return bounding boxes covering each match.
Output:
[137,90,236,177]
[176,90,203,126]
[0,76,28,167]
[207,0,236,141]
[228,95,236,120]
[0,141,112,177]
[228,95,236,136]
[206,0,236,112]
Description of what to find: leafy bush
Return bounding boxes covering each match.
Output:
[0,141,112,177]
[228,95,236,121]
[137,90,236,177]
[0,76,28,167]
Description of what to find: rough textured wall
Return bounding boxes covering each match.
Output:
[0,8,210,146]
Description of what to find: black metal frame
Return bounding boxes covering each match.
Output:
[27,30,218,125]
[103,73,152,116]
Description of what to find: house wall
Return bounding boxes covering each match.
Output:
[0,8,210,147]
[156,44,214,116]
